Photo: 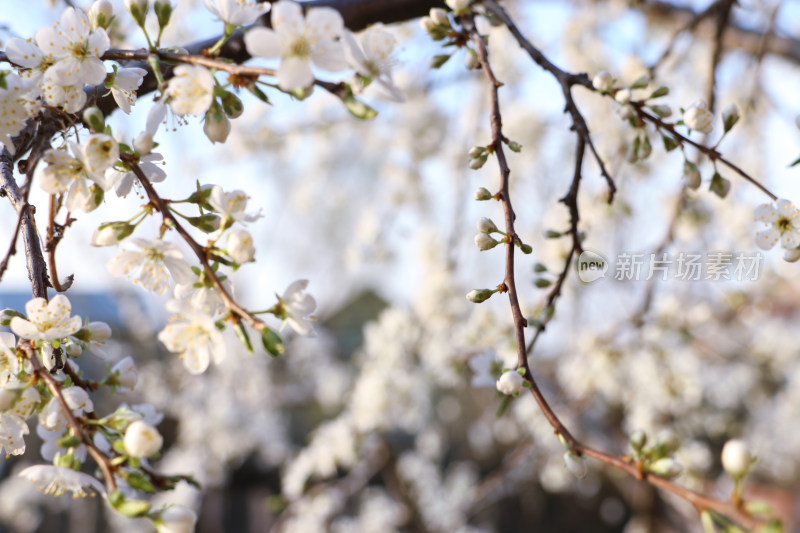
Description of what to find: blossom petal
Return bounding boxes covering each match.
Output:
[755,228,778,250]
[244,27,281,59]
[277,56,313,90]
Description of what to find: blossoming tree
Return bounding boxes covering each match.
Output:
[0,0,798,531]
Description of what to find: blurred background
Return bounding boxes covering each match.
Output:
[1,0,800,531]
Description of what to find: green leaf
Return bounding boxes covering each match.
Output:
[495,395,512,417]
[261,328,285,357]
[789,155,800,167]
[116,499,151,517]
[341,90,378,120]
[430,54,451,69]
[248,84,271,105]
[125,471,157,493]
[661,134,678,152]
[184,214,221,233]
[709,172,731,199]
[649,86,669,98]
[234,321,253,354]
[630,75,649,89]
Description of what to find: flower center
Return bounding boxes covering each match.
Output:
[289,37,311,59]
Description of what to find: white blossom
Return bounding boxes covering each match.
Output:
[37,424,87,462]
[343,25,404,101]
[107,238,194,293]
[280,280,317,337]
[227,229,255,263]
[244,0,347,91]
[0,412,29,455]
[496,370,523,395]
[754,199,800,251]
[124,420,163,457]
[82,133,119,174]
[0,333,19,384]
[10,295,82,343]
[174,276,232,315]
[165,65,215,116]
[38,143,109,213]
[203,0,269,26]
[34,7,109,87]
[38,387,93,432]
[19,465,105,497]
[208,185,262,224]
[721,439,752,479]
[108,152,166,197]
[111,67,147,113]
[683,100,714,134]
[158,301,227,374]
[0,73,40,155]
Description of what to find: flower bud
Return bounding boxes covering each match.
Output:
[475,232,499,251]
[709,172,730,199]
[519,243,532,254]
[133,132,154,155]
[617,104,635,120]
[89,321,112,342]
[683,101,714,134]
[124,420,163,458]
[650,104,672,117]
[784,247,800,263]
[420,16,437,33]
[466,289,493,303]
[496,370,524,395]
[592,71,613,92]
[470,154,488,169]
[111,356,138,391]
[125,0,149,27]
[429,7,449,26]
[227,229,255,263]
[722,103,740,133]
[563,451,587,478]
[474,187,492,201]
[682,161,701,190]
[66,343,82,357]
[629,429,647,452]
[468,146,485,159]
[615,89,631,105]
[157,506,197,533]
[204,110,231,144]
[648,458,683,479]
[82,106,105,132]
[477,217,499,234]
[446,0,471,14]
[92,222,134,246]
[221,91,244,118]
[154,0,172,30]
[721,439,752,479]
[88,0,114,29]
[656,429,679,455]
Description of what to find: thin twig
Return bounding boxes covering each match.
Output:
[469,4,766,530]
[122,154,269,332]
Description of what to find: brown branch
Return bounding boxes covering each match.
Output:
[0,148,49,298]
[0,204,25,284]
[632,103,778,200]
[481,0,615,203]
[469,4,766,530]
[26,344,117,494]
[45,194,75,292]
[121,154,269,332]
[706,0,736,112]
